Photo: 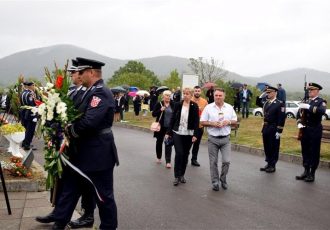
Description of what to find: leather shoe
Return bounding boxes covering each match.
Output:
[265,166,276,173]
[212,184,219,191]
[68,213,94,229]
[52,222,67,230]
[304,174,315,182]
[220,179,228,190]
[179,176,186,183]
[35,212,56,223]
[191,160,200,167]
[260,164,269,171]
[173,178,179,186]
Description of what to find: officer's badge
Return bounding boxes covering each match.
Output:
[90,96,101,107]
[281,107,285,112]
[315,100,318,103]
[322,102,327,106]
[28,96,33,101]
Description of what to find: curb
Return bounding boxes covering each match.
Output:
[114,123,330,169]
[0,160,47,192]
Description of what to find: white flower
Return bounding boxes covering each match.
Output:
[31,107,39,115]
[38,103,46,116]
[56,102,67,115]
[46,82,54,89]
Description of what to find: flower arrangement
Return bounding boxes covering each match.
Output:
[1,156,32,178]
[0,123,25,135]
[31,62,81,189]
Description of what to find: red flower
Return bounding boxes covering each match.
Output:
[55,75,64,89]
[35,100,43,106]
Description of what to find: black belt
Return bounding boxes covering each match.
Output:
[211,135,229,139]
[98,127,112,135]
[263,122,276,126]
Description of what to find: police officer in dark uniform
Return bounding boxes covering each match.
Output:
[41,57,119,230]
[20,82,38,150]
[259,86,286,173]
[296,82,326,182]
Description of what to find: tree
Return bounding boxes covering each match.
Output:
[108,72,153,90]
[108,60,161,87]
[189,57,228,85]
[162,69,181,91]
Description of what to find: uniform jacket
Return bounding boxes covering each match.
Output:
[262,98,286,133]
[167,101,200,137]
[297,97,326,127]
[68,79,119,172]
[20,89,37,121]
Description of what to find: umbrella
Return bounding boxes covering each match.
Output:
[136,90,150,96]
[121,85,129,90]
[156,86,169,94]
[129,86,139,92]
[202,82,217,89]
[231,82,243,89]
[111,86,126,93]
[128,91,137,97]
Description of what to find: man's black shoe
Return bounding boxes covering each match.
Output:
[304,174,315,182]
[23,145,31,151]
[52,222,67,230]
[296,168,309,180]
[35,212,56,223]
[68,213,94,229]
[260,164,269,171]
[191,160,200,167]
[173,178,179,186]
[265,166,276,173]
[220,179,228,190]
[212,184,219,191]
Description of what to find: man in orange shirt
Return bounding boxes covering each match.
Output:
[191,86,208,166]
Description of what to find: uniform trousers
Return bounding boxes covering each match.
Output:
[191,127,204,161]
[173,133,193,178]
[208,135,231,185]
[262,125,280,167]
[22,119,36,147]
[301,125,322,170]
[53,166,117,229]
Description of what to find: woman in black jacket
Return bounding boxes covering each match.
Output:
[152,90,174,168]
[166,88,199,186]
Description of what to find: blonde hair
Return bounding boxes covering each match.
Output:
[162,90,172,96]
[182,87,193,95]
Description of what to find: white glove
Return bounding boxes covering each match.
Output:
[299,103,310,110]
[297,123,305,129]
[275,132,281,139]
[32,118,37,122]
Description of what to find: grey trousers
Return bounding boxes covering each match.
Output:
[208,135,231,185]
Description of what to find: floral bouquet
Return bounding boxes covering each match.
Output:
[1,156,32,178]
[31,62,81,190]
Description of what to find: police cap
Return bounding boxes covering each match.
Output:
[67,59,78,72]
[266,85,278,92]
[76,57,105,71]
[308,82,322,90]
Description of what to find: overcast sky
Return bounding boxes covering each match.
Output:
[1,0,329,76]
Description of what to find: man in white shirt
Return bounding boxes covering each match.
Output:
[200,88,237,191]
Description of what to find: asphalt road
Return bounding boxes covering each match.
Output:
[33,126,330,229]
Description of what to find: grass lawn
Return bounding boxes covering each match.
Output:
[121,110,330,161]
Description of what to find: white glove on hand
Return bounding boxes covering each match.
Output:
[275,132,281,139]
[297,123,305,129]
[299,103,310,110]
[32,118,37,122]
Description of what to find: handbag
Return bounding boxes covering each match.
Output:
[150,103,163,132]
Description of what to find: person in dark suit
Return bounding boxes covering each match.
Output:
[20,82,38,150]
[166,87,199,186]
[38,57,119,230]
[259,86,286,173]
[296,82,326,182]
[152,90,174,167]
[239,83,253,118]
[206,86,215,104]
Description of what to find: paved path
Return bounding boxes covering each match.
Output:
[1,125,330,229]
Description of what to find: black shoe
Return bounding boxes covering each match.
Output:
[260,164,269,171]
[35,212,56,223]
[23,145,31,150]
[265,166,276,173]
[179,176,186,183]
[296,168,309,180]
[52,222,67,230]
[191,160,200,167]
[212,184,219,191]
[304,174,315,182]
[173,178,179,186]
[220,179,228,190]
[68,213,94,229]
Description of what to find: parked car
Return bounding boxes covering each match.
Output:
[252,101,301,119]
